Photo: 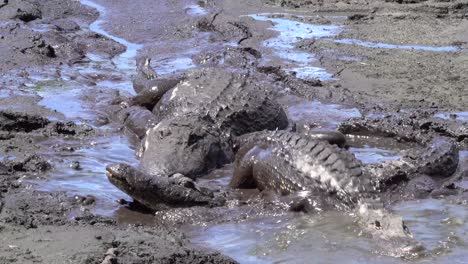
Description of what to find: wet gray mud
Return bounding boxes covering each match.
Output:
[1,0,467,263]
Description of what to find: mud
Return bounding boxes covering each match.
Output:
[1,0,467,263]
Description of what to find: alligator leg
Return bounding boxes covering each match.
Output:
[230,144,264,189]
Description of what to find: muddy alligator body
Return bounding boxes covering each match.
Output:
[106,163,225,211]
[231,130,374,209]
[138,67,289,178]
[339,114,462,199]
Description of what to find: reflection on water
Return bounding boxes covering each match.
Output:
[190,213,412,264]
[25,0,142,216]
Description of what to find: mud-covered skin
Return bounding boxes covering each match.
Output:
[106,163,226,211]
[115,106,157,139]
[231,130,425,257]
[292,126,347,148]
[152,67,288,135]
[128,82,180,110]
[139,114,234,178]
[132,57,182,95]
[137,67,288,178]
[339,113,462,198]
[339,112,468,146]
[355,203,425,258]
[231,130,374,207]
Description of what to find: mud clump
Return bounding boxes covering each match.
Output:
[0,111,49,132]
[0,0,42,22]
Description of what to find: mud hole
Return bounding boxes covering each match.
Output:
[0,0,467,263]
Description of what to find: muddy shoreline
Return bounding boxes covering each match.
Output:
[1,0,467,263]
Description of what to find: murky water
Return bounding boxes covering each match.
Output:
[191,198,468,264]
[282,95,361,129]
[34,134,136,216]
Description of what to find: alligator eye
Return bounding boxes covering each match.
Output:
[374,220,382,229]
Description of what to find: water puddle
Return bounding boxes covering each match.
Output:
[434,112,468,122]
[185,4,208,16]
[281,96,361,130]
[346,135,410,164]
[349,146,401,164]
[190,189,468,264]
[248,13,341,80]
[152,57,196,76]
[334,39,461,52]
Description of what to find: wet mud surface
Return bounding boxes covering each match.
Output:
[1,0,467,263]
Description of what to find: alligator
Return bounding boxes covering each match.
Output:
[338,112,467,147]
[230,130,374,208]
[107,129,426,257]
[338,112,464,199]
[138,67,289,178]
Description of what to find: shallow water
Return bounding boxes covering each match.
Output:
[334,39,461,52]
[81,0,143,72]
[24,0,143,216]
[249,13,341,80]
[34,134,136,216]
[349,146,401,164]
[283,96,361,129]
[191,198,468,264]
[434,112,468,122]
[185,4,208,16]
